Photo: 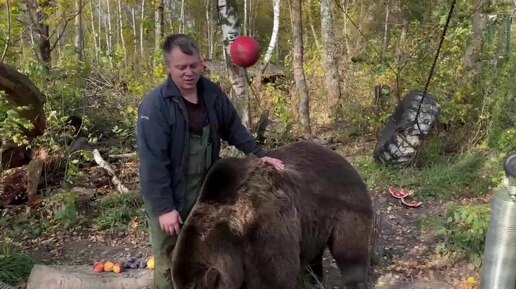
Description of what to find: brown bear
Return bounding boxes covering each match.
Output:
[171,140,374,289]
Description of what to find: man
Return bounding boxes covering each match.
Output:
[136,33,284,289]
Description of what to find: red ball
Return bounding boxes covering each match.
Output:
[229,36,261,68]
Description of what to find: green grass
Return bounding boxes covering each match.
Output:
[93,191,145,232]
[0,242,36,286]
[353,151,492,199]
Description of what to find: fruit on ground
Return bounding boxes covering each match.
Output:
[93,262,104,272]
[104,261,114,272]
[113,262,123,273]
[147,256,155,269]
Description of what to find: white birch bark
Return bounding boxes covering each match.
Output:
[140,0,145,58]
[261,0,280,74]
[217,0,251,128]
[118,0,126,58]
[105,0,113,54]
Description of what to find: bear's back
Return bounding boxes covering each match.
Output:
[265,141,372,216]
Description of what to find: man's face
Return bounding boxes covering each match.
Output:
[166,47,203,92]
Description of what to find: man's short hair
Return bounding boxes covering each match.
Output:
[162,34,200,64]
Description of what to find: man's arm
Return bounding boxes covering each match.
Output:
[217,91,266,157]
[136,95,176,217]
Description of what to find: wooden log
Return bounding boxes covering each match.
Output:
[0,62,46,138]
[26,264,153,289]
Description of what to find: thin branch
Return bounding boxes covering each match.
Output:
[1,0,12,61]
[49,3,87,52]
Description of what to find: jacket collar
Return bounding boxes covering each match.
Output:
[163,74,215,105]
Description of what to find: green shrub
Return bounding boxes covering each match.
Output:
[434,204,491,267]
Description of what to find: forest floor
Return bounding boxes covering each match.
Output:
[1,137,490,289]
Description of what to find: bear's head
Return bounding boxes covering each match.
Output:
[171,156,289,289]
[171,212,245,289]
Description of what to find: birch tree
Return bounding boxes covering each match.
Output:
[289,0,311,135]
[321,0,342,119]
[205,0,215,59]
[140,0,145,58]
[105,0,113,54]
[261,0,280,74]
[118,0,127,59]
[155,0,164,52]
[217,0,251,128]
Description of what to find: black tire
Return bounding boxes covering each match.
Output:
[373,90,441,166]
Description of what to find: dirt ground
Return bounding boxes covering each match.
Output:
[6,140,486,289]
[319,191,483,289]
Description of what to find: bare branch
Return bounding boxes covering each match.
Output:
[49,2,87,52]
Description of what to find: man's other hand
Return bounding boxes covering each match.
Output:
[159,210,183,235]
[261,156,285,170]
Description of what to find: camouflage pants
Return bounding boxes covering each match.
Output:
[145,125,212,289]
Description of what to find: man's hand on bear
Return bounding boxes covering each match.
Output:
[159,210,183,235]
[260,156,285,170]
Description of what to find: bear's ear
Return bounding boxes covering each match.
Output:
[203,267,220,289]
[199,158,246,205]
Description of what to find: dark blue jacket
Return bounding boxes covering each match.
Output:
[136,75,266,217]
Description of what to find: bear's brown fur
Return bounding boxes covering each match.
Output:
[171,140,374,289]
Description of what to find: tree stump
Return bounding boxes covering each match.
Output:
[26,265,153,289]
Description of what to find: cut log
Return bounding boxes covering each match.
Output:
[0,62,46,138]
[26,264,153,289]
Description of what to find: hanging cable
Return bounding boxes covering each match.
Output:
[413,0,457,134]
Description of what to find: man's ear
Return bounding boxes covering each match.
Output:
[203,267,220,289]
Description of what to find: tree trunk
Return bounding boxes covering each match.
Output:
[205,0,214,59]
[154,0,164,52]
[462,0,490,78]
[321,0,342,119]
[342,0,350,56]
[118,0,127,59]
[307,0,320,51]
[74,0,84,61]
[25,0,51,67]
[1,0,12,62]
[105,0,113,54]
[289,0,311,136]
[217,0,251,128]
[381,2,389,65]
[140,0,146,59]
[97,0,102,52]
[89,0,99,61]
[244,0,248,35]
[0,62,46,138]
[131,7,138,59]
[180,0,185,33]
[261,0,280,74]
